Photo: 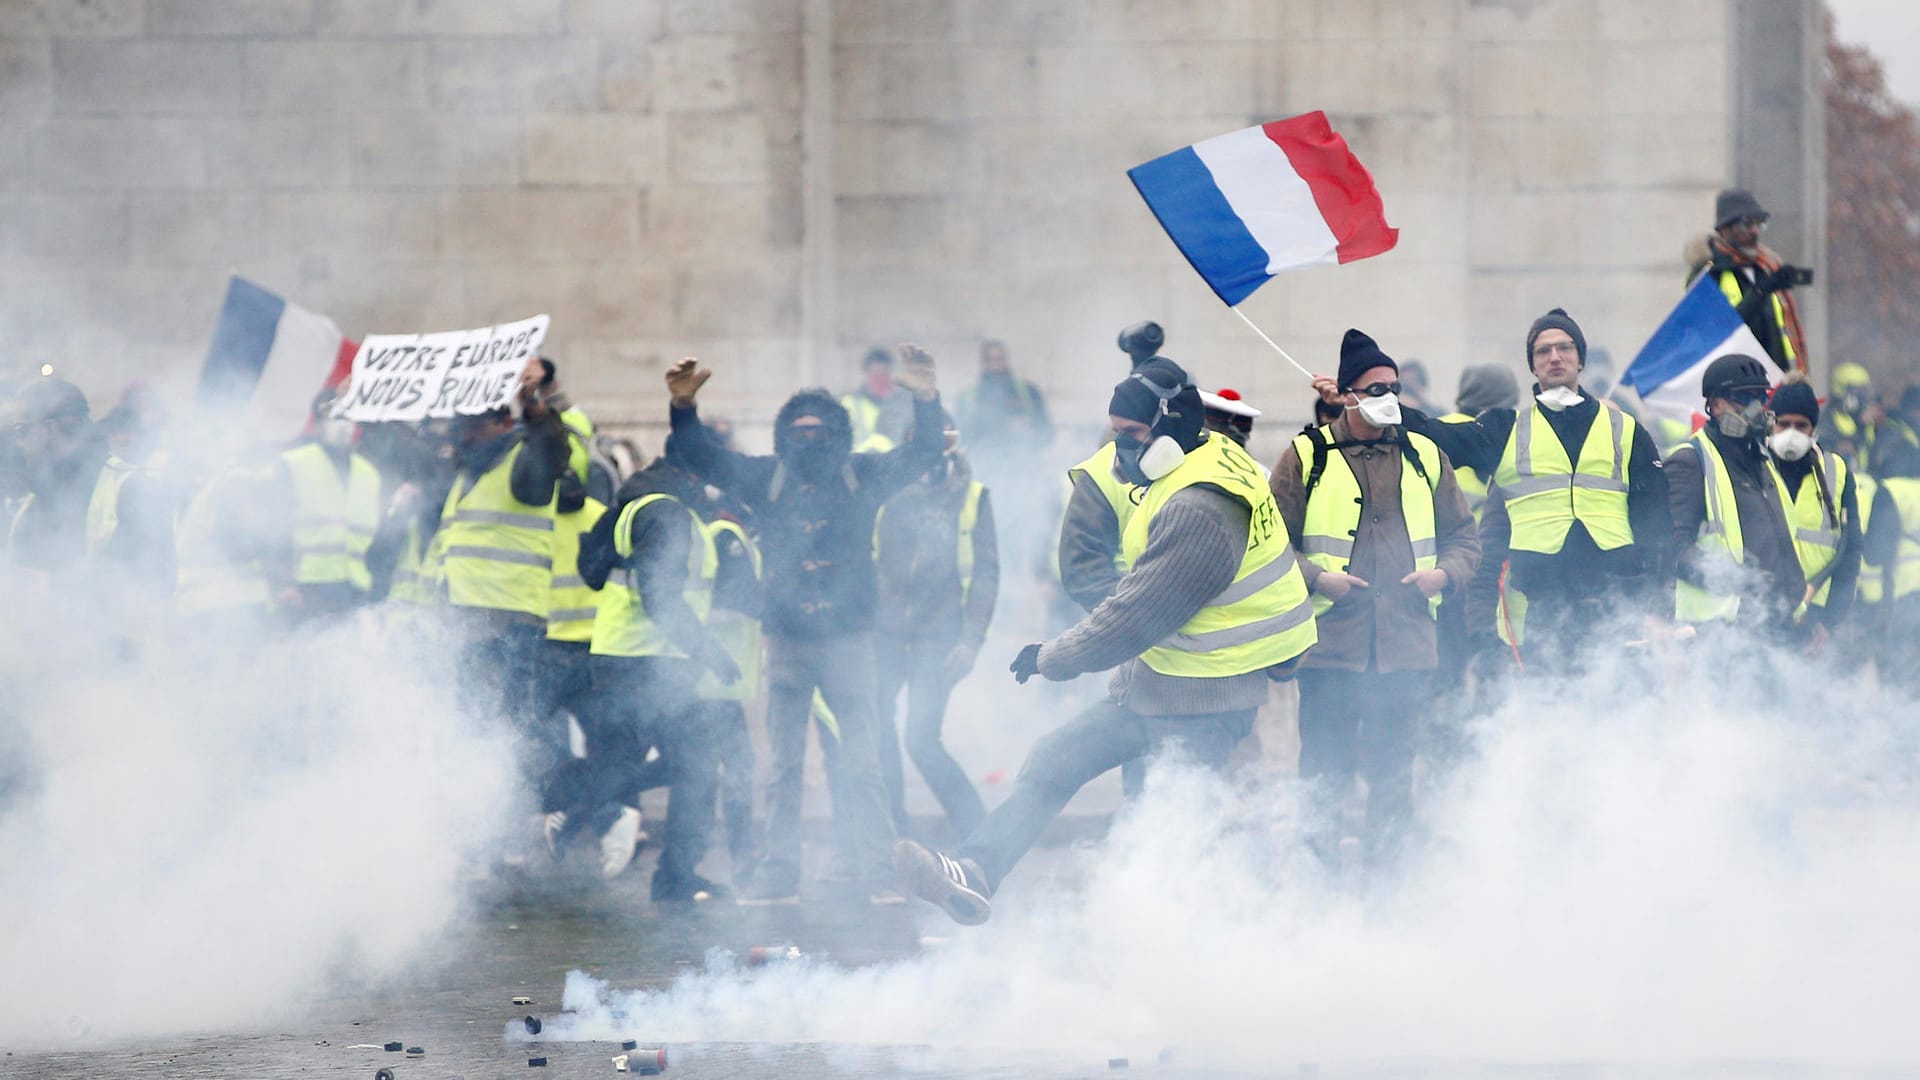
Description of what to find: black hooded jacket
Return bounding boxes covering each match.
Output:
[670,390,945,637]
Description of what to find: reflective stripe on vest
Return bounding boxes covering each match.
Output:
[281,443,381,590]
[590,493,718,659]
[435,442,555,617]
[699,518,763,700]
[1119,432,1316,677]
[1784,449,1847,612]
[546,496,607,642]
[1495,403,1633,554]
[1291,425,1442,619]
[1884,477,1920,602]
[1675,432,1794,623]
[174,465,274,617]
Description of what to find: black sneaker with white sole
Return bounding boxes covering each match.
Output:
[892,839,991,926]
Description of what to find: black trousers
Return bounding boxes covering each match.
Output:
[873,635,985,838]
[1296,667,1430,872]
[544,655,718,884]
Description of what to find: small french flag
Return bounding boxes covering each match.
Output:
[1128,112,1398,306]
[199,276,357,436]
[1620,275,1774,434]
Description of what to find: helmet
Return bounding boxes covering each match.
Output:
[1701,354,1771,400]
[1830,362,1871,395]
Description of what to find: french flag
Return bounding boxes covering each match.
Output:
[1128,112,1399,306]
[199,276,357,436]
[1620,275,1774,433]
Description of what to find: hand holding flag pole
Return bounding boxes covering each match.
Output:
[1128,111,1398,384]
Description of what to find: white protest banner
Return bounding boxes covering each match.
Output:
[332,314,550,423]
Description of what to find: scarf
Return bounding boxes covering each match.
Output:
[1709,235,1810,374]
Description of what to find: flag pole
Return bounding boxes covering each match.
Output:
[1229,305,1316,382]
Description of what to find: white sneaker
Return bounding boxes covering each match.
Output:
[600,806,643,880]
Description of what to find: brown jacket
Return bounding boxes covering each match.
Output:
[1270,415,1480,673]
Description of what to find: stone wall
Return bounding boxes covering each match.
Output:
[0,0,1817,452]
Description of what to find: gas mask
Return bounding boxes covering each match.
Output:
[1111,431,1186,486]
[1534,385,1586,412]
[1714,398,1769,440]
[1767,428,1814,462]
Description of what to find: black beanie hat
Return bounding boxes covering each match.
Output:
[1108,357,1188,425]
[1336,329,1397,390]
[1525,308,1587,370]
[1769,380,1819,426]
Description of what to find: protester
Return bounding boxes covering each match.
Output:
[1861,442,1920,695]
[1686,189,1811,372]
[540,357,616,505]
[871,418,998,837]
[896,364,1317,926]
[1766,375,1861,649]
[1200,388,1261,450]
[695,493,765,875]
[1818,362,1880,466]
[266,390,386,621]
[665,348,946,904]
[1057,358,1187,616]
[842,347,913,453]
[1666,354,1807,644]
[1276,329,1479,874]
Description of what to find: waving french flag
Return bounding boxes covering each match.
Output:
[1128,112,1398,306]
[1620,275,1774,433]
[199,276,357,436]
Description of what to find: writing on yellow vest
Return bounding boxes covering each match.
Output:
[1119,432,1316,677]
[590,493,717,659]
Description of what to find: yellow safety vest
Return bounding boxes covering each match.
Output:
[433,443,555,617]
[699,517,763,700]
[560,406,595,486]
[1715,269,1796,365]
[1495,404,1635,554]
[1782,449,1848,614]
[1884,477,1920,602]
[387,518,432,606]
[281,443,381,591]
[1437,413,1491,520]
[874,480,987,603]
[10,456,142,559]
[546,496,607,643]
[1291,425,1442,618]
[1119,432,1316,677]
[174,465,274,617]
[842,393,883,449]
[1857,473,1883,605]
[1674,431,1794,623]
[590,493,717,659]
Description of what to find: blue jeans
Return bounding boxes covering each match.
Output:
[762,632,896,885]
[956,701,1254,893]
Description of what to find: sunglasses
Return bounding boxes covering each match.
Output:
[1346,381,1401,398]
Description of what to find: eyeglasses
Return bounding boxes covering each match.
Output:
[1736,216,1769,231]
[1531,341,1579,360]
[1346,381,1400,398]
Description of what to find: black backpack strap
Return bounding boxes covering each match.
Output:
[1397,430,1433,487]
[1302,426,1332,497]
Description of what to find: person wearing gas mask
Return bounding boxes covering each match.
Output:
[265,389,387,622]
[1459,309,1670,674]
[1665,354,1807,642]
[894,366,1318,926]
[1275,329,1479,874]
[1817,363,1879,467]
[869,416,999,837]
[1764,376,1861,652]
[1057,358,1188,615]
[663,348,946,904]
[557,444,734,897]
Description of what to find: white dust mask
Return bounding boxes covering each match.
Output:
[1768,428,1814,461]
[1350,393,1401,427]
[1535,385,1585,412]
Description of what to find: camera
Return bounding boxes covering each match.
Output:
[1117,321,1165,368]
[1785,265,1814,287]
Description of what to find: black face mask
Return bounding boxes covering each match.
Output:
[1111,433,1152,487]
[785,437,844,481]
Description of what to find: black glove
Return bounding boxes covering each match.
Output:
[1010,643,1043,685]
[1759,266,1799,294]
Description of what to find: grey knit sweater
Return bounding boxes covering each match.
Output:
[1035,483,1270,716]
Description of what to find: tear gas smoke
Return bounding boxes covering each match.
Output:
[543,627,1920,1072]
[0,617,520,1045]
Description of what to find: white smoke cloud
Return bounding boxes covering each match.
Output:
[0,616,521,1045]
[539,632,1920,1072]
